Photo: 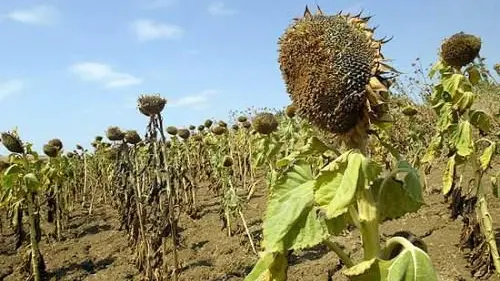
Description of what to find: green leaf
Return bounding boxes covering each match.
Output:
[23,173,41,193]
[466,65,481,85]
[450,120,473,157]
[316,151,364,219]
[342,258,381,281]
[469,110,491,133]
[276,136,331,168]
[429,61,445,79]
[454,91,475,113]
[442,74,465,98]
[480,141,496,171]
[244,252,287,281]
[421,134,442,164]
[3,164,21,176]
[381,237,439,281]
[262,162,329,252]
[442,155,456,195]
[375,161,424,220]
[436,103,453,132]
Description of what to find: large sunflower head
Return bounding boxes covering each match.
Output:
[278,6,395,149]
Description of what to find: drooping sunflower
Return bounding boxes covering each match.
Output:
[278,6,395,149]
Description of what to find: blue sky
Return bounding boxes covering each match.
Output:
[0,0,498,154]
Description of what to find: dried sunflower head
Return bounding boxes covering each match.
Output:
[76,144,84,150]
[218,121,227,128]
[232,124,239,131]
[237,116,248,123]
[440,32,481,68]
[189,125,196,131]
[242,121,252,129]
[48,138,63,151]
[124,130,142,145]
[106,127,125,141]
[178,128,190,140]
[252,113,279,135]
[166,126,178,136]
[278,6,395,149]
[95,136,103,142]
[211,126,227,135]
[66,152,74,158]
[1,132,24,154]
[198,125,205,131]
[137,94,167,116]
[204,119,213,128]
[43,144,58,158]
[286,104,297,118]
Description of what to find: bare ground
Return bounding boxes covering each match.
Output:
[2,166,500,281]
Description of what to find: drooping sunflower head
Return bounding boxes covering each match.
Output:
[204,119,213,128]
[124,130,142,145]
[1,131,24,154]
[106,126,125,141]
[48,138,63,151]
[178,128,191,140]
[137,94,167,116]
[211,126,227,136]
[237,116,248,123]
[440,32,481,69]
[43,144,59,158]
[252,112,279,135]
[278,6,395,149]
[166,126,178,136]
[285,104,297,118]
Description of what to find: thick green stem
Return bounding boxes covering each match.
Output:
[27,193,43,281]
[357,188,380,260]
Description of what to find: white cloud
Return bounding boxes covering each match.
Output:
[208,2,238,16]
[131,19,183,41]
[170,90,218,109]
[6,5,59,26]
[0,80,24,100]
[69,62,143,88]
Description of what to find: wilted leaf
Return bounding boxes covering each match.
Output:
[469,110,491,133]
[375,161,424,220]
[466,65,481,85]
[437,103,453,132]
[421,134,442,164]
[381,237,439,281]
[442,74,465,99]
[450,120,473,157]
[480,142,496,171]
[244,252,287,281]
[23,173,41,193]
[442,155,456,195]
[454,91,475,113]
